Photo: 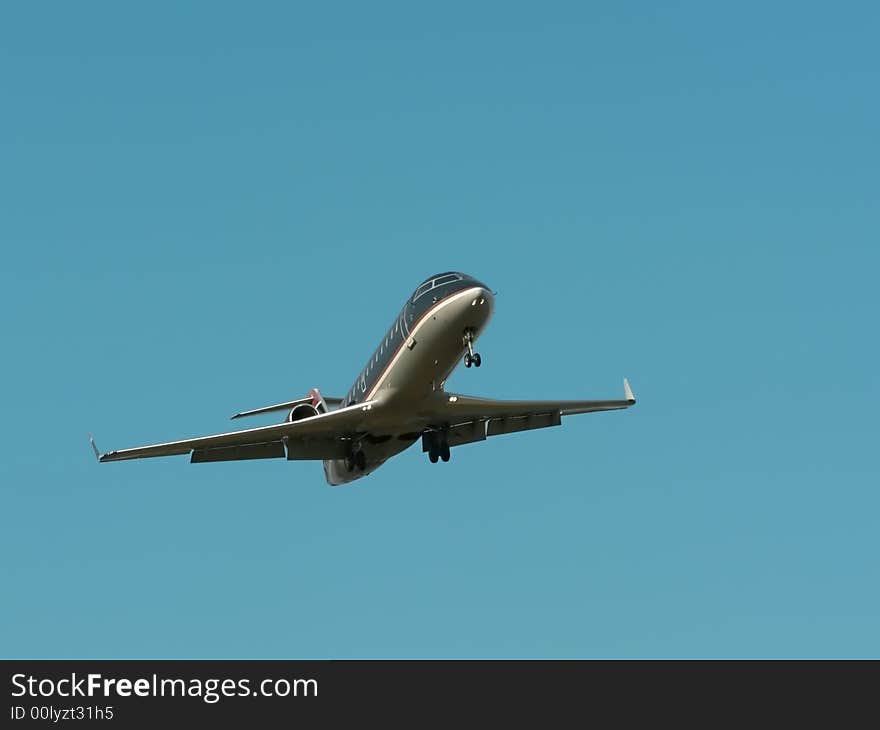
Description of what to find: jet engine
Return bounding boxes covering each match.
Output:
[287,403,319,422]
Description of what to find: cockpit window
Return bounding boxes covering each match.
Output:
[412,282,433,302]
[434,273,461,287]
[412,273,463,302]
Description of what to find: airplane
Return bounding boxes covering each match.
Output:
[90,271,636,485]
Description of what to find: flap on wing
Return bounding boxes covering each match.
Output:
[191,441,286,463]
[422,411,563,451]
[190,438,349,463]
[286,439,350,461]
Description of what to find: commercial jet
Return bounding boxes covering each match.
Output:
[90,272,636,485]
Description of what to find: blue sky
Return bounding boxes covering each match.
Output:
[1,1,878,658]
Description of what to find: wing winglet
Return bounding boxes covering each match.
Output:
[623,378,635,404]
[88,433,101,462]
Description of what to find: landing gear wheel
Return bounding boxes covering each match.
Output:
[463,328,481,369]
[355,450,366,470]
[427,432,449,464]
[428,433,441,463]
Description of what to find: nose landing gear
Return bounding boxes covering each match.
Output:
[463,328,482,368]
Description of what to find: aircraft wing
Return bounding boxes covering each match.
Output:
[420,379,635,450]
[436,379,635,422]
[91,400,377,463]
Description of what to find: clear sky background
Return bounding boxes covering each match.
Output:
[1,2,877,658]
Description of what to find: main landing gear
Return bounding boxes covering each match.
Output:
[463,328,482,368]
[346,447,366,472]
[426,431,451,464]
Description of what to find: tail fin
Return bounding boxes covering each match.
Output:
[308,388,347,413]
[308,388,328,414]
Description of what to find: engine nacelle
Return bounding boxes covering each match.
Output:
[287,403,319,422]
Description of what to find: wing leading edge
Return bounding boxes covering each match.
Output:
[435,378,636,423]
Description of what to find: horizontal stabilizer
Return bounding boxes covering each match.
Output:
[231,393,345,420]
[231,397,313,420]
